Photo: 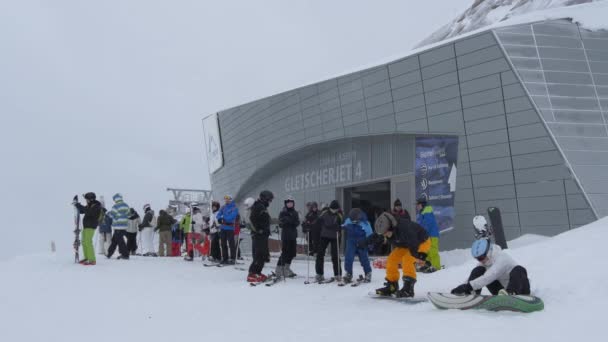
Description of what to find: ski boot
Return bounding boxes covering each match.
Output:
[275,265,286,279]
[84,261,96,266]
[117,255,129,260]
[285,264,297,278]
[363,272,372,283]
[184,256,193,261]
[396,276,416,298]
[417,261,437,273]
[78,259,88,264]
[315,274,325,283]
[375,279,399,296]
[342,273,353,284]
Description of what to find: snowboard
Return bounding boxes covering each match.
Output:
[367,292,428,303]
[72,195,81,263]
[427,292,544,313]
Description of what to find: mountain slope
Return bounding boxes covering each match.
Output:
[416,0,601,47]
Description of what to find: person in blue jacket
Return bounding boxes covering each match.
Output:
[416,198,440,271]
[342,208,373,284]
[216,195,239,264]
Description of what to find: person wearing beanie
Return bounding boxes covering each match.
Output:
[107,193,131,260]
[314,200,343,283]
[138,204,157,256]
[392,199,411,220]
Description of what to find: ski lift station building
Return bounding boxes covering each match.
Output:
[203,19,608,249]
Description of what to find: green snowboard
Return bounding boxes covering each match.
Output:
[427,292,544,313]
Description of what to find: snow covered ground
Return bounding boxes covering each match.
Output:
[2,219,606,342]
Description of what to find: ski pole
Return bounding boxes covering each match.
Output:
[336,230,342,280]
[306,231,310,284]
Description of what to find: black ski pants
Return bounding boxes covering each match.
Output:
[309,228,321,256]
[315,237,341,277]
[126,232,137,254]
[469,265,530,295]
[277,239,297,266]
[220,230,236,261]
[249,234,269,274]
[107,229,129,258]
[210,233,221,260]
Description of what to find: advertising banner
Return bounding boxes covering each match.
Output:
[202,114,223,173]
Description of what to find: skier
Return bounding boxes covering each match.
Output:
[391,199,411,220]
[126,208,140,255]
[342,208,373,283]
[185,206,205,261]
[275,196,301,279]
[416,198,441,271]
[247,190,274,283]
[106,193,131,260]
[373,211,431,298]
[451,238,531,296]
[208,201,222,262]
[315,200,343,283]
[97,197,113,255]
[155,209,176,257]
[180,209,192,259]
[138,204,157,256]
[216,195,239,264]
[302,202,321,257]
[73,192,102,265]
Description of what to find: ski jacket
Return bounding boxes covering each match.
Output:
[209,211,219,234]
[342,212,373,242]
[139,209,155,230]
[127,211,141,233]
[180,213,192,234]
[392,208,411,221]
[278,207,300,241]
[109,199,131,230]
[192,212,204,234]
[75,200,102,229]
[155,211,176,232]
[417,205,439,238]
[302,210,321,234]
[389,217,429,259]
[249,200,271,237]
[469,246,518,290]
[216,201,239,231]
[99,208,113,233]
[319,209,343,240]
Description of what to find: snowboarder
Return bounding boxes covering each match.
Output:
[416,198,441,271]
[342,208,373,283]
[126,208,140,255]
[216,195,239,264]
[315,200,343,283]
[247,190,274,283]
[138,204,157,256]
[155,209,176,257]
[302,202,321,257]
[451,238,531,296]
[275,196,301,279]
[97,197,112,255]
[372,211,431,298]
[106,193,131,260]
[73,192,102,265]
[391,199,411,220]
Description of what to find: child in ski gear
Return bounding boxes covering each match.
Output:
[302,202,321,257]
[74,192,102,265]
[391,199,411,220]
[107,193,131,260]
[126,208,140,255]
[171,220,182,256]
[372,211,431,298]
[248,190,274,283]
[138,204,157,256]
[97,197,112,255]
[216,195,239,264]
[155,209,176,257]
[451,238,530,296]
[341,208,373,283]
[315,200,343,282]
[275,196,301,279]
[185,206,206,260]
[416,198,441,270]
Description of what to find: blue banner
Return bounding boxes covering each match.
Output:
[415,136,459,233]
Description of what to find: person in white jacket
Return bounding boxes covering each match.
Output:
[185,206,206,260]
[451,238,531,296]
[138,204,157,257]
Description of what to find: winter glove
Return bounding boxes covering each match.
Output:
[218,218,225,224]
[451,283,473,295]
[191,221,196,225]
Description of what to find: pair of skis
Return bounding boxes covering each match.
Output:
[338,275,368,287]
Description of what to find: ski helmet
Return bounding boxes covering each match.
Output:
[473,215,491,239]
[284,196,295,207]
[223,195,233,202]
[260,190,274,203]
[471,238,491,260]
[83,192,96,200]
[244,197,255,209]
[143,204,151,212]
[374,212,397,235]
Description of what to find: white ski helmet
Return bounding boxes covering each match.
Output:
[473,215,487,231]
[244,197,255,209]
